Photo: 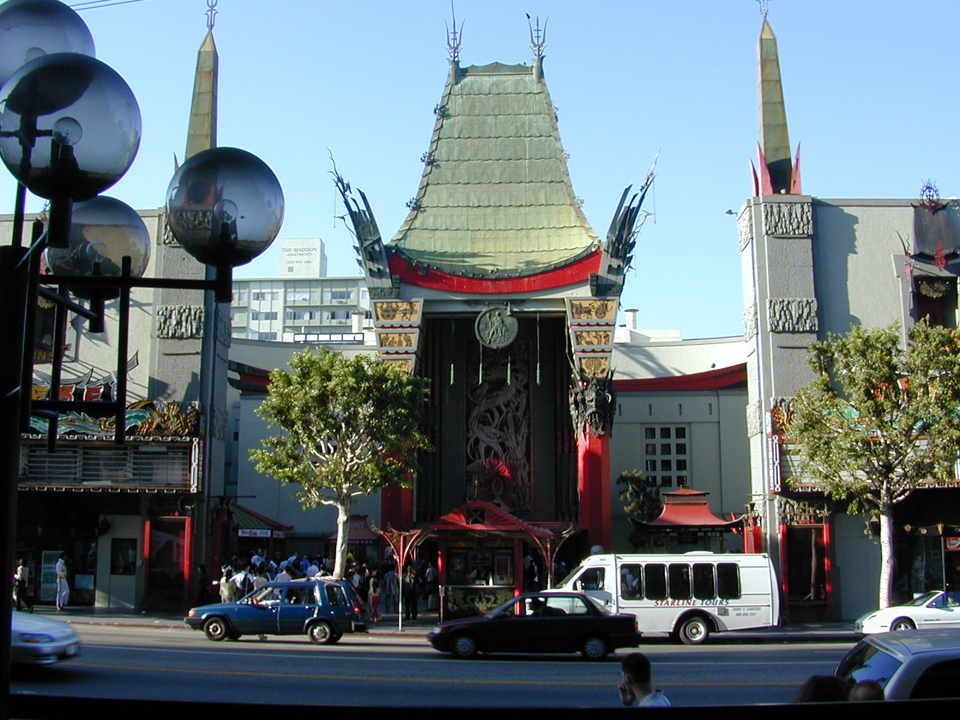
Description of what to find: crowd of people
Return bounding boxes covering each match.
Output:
[201,549,441,622]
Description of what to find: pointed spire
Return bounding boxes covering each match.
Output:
[757,16,798,194]
[185,0,219,160]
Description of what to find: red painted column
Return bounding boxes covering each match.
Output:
[577,432,611,553]
[822,520,834,621]
[381,484,414,530]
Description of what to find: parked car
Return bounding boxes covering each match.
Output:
[427,591,640,660]
[854,590,960,634]
[185,578,366,643]
[11,611,81,665]
[835,628,960,700]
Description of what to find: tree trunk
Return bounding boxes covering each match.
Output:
[333,502,350,579]
[878,500,895,609]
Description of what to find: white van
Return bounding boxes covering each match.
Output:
[549,552,780,644]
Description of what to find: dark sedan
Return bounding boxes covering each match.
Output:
[185,578,366,644]
[427,591,640,660]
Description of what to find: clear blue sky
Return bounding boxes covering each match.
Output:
[3,0,957,339]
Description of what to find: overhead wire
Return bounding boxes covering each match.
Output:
[70,0,151,11]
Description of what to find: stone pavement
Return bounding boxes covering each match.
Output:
[25,604,860,643]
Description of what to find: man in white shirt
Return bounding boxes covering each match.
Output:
[619,652,671,707]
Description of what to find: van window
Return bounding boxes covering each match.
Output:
[645,564,667,600]
[576,567,605,591]
[620,565,642,599]
[692,564,716,600]
[669,564,692,599]
[717,563,741,599]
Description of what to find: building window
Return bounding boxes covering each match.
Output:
[250,311,278,321]
[642,425,689,488]
[232,290,247,304]
[285,310,316,321]
[251,331,277,341]
[286,289,317,302]
[251,291,278,302]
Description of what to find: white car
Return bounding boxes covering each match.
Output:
[855,591,960,634]
[835,628,960,700]
[11,611,81,665]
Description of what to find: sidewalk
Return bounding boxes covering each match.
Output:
[27,604,860,643]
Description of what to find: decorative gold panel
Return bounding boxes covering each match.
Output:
[374,300,422,324]
[567,299,617,321]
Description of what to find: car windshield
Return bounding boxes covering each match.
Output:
[905,591,943,607]
[836,642,902,688]
[557,564,584,588]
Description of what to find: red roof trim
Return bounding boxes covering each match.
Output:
[614,363,747,393]
[387,250,601,293]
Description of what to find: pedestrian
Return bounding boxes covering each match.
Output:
[218,564,235,603]
[849,680,884,702]
[793,675,850,703]
[13,558,32,612]
[195,564,211,606]
[55,553,69,611]
[619,652,671,707]
[369,571,381,622]
[402,564,420,620]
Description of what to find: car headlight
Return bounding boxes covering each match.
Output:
[430,626,443,634]
[20,633,55,644]
[187,609,196,617]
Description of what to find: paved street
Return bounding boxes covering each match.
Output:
[11,609,860,709]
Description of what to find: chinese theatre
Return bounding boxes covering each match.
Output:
[337,23,650,611]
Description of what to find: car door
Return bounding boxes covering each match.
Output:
[917,593,960,629]
[276,584,318,634]
[480,598,530,653]
[231,583,282,634]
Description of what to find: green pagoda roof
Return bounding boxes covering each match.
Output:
[389,60,600,277]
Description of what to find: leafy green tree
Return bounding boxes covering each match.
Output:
[785,321,960,608]
[251,348,429,578]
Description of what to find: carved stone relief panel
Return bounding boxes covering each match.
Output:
[743,302,758,339]
[211,405,228,441]
[746,399,763,437]
[157,305,204,339]
[215,307,232,346]
[767,298,818,333]
[738,207,754,251]
[160,214,180,246]
[762,201,812,238]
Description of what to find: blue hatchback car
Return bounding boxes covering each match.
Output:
[185,578,367,644]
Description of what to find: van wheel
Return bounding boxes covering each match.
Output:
[676,616,710,645]
[580,636,609,660]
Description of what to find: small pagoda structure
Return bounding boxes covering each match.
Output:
[629,487,743,553]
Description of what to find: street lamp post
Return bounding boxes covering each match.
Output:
[0,3,284,717]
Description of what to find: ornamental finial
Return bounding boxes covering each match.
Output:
[206,0,218,31]
[446,1,463,62]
